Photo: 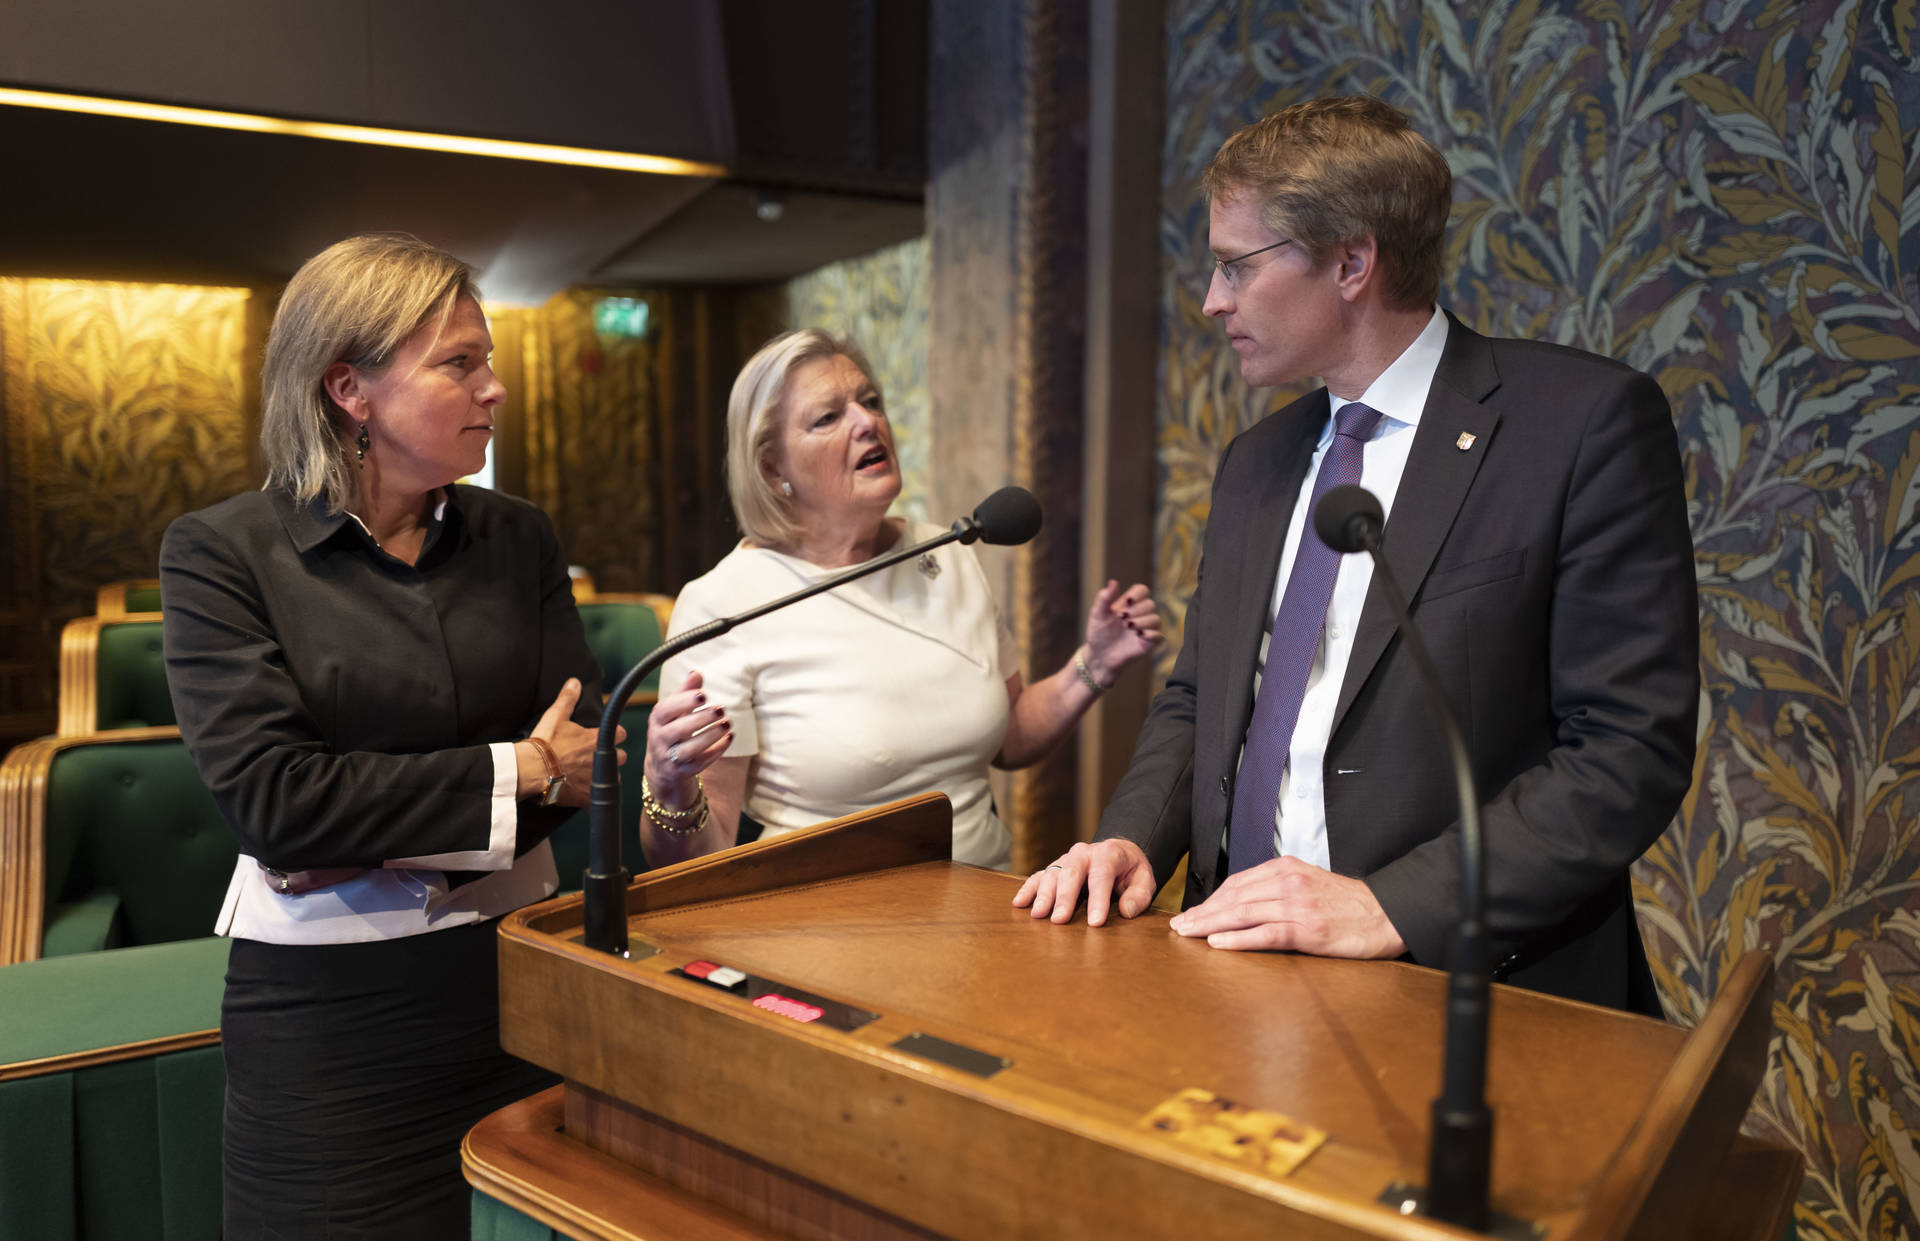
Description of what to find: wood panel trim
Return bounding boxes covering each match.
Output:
[1691,1135,1803,1241]
[1077,0,1163,843]
[0,1026,219,1083]
[507,791,953,940]
[56,616,101,736]
[94,579,161,619]
[1565,949,1778,1241]
[568,1085,945,1241]
[0,735,53,964]
[463,1084,780,1241]
[1005,0,1090,875]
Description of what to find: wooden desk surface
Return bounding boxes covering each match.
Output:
[499,856,1717,1240]
[634,863,1681,1214]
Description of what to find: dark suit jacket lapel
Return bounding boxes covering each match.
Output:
[1333,316,1502,733]
[1221,395,1327,763]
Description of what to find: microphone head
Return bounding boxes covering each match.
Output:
[971,486,1044,546]
[1314,485,1385,554]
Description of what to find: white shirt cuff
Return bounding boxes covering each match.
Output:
[382,742,519,871]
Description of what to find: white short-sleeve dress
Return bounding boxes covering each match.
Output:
[660,521,1019,869]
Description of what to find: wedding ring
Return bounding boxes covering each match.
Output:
[667,743,681,765]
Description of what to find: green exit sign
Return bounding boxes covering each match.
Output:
[594,297,650,338]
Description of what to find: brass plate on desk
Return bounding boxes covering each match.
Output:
[1138,1087,1326,1177]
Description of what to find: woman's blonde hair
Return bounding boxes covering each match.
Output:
[260,233,479,512]
[726,328,881,547]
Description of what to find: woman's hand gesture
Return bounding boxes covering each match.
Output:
[644,671,732,811]
[1082,580,1163,686]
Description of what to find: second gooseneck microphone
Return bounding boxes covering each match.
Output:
[1314,483,1494,1233]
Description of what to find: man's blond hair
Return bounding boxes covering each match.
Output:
[1203,96,1451,309]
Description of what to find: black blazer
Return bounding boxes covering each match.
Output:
[1098,316,1698,1012]
[161,485,601,873]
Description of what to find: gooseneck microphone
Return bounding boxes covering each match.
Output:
[581,486,1045,955]
[963,484,1044,547]
[1314,483,1493,1233]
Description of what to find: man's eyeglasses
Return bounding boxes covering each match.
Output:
[1212,239,1293,289]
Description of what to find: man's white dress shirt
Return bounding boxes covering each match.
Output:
[1234,306,1450,868]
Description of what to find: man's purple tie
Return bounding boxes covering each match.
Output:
[1226,401,1383,878]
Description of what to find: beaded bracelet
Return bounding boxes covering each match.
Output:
[641,773,710,835]
[1074,647,1112,696]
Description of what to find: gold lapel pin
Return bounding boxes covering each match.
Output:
[1456,432,1477,451]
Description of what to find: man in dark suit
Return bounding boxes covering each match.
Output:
[1013,96,1697,1012]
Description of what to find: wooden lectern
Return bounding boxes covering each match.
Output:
[467,794,1800,1241]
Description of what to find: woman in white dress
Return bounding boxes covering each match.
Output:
[640,329,1160,868]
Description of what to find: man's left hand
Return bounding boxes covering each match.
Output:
[1167,856,1406,958]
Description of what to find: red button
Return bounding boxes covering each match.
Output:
[753,994,824,1023]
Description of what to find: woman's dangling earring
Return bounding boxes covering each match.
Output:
[355,422,370,469]
[780,479,793,497]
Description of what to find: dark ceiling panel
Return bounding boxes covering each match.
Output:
[0,0,926,298]
[0,0,364,123]
[718,0,927,193]
[363,1,735,159]
[0,105,711,302]
[594,183,924,285]
[0,0,735,161]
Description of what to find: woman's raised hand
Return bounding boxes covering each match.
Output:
[644,671,732,811]
[1083,580,1163,684]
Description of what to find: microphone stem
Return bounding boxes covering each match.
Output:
[1364,542,1491,1232]
[582,520,978,955]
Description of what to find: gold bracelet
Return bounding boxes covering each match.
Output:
[641,773,709,835]
[1074,647,1111,696]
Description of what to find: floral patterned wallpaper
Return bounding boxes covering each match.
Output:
[0,279,256,739]
[1157,1,1920,1234]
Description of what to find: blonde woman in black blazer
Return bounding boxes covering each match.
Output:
[163,233,622,1237]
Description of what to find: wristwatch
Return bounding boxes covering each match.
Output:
[527,737,567,806]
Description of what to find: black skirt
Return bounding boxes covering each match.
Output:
[220,919,556,1240]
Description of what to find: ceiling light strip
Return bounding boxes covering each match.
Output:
[0,87,726,177]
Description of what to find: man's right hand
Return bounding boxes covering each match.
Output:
[1011,838,1159,926]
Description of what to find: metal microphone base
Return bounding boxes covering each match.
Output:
[1375,1183,1543,1240]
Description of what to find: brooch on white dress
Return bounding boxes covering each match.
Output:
[917,552,941,579]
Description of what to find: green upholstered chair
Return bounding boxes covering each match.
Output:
[0,936,228,1241]
[0,727,235,965]
[94,579,163,618]
[574,593,674,705]
[56,616,173,736]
